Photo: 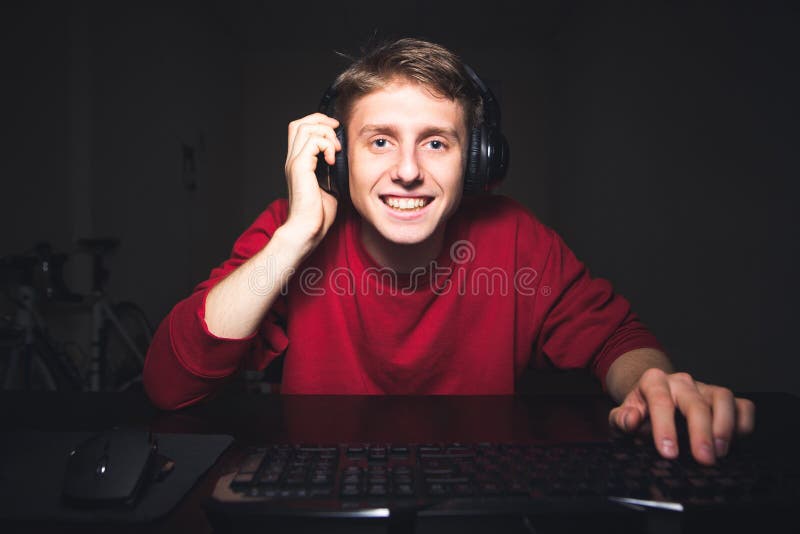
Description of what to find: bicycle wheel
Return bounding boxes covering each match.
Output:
[1,341,59,391]
[34,334,85,391]
[101,300,153,392]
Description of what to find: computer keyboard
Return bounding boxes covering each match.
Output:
[205,437,799,523]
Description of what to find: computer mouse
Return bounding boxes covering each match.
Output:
[62,427,158,507]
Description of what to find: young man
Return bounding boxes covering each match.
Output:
[143,38,754,465]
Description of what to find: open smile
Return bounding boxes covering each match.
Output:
[380,195,434,211]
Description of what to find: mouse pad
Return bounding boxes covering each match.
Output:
[0,430,233,523]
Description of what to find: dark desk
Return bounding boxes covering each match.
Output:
[1,390,796,533]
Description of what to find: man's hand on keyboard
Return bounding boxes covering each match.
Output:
[608,368,756,466]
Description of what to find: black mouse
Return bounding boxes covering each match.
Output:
[62,427,158,507]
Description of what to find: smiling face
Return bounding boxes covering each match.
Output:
[346,78,468,269]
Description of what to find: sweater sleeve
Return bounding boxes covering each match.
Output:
[143,199,291,410]
[533,229,665,391]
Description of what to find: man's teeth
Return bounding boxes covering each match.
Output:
[383,197,429,210]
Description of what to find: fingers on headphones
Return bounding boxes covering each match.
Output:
[301,131,340,168]
[287,114,340,152]
[288,122,342,167]
[288,135,334,172]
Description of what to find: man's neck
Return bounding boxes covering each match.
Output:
[359,223,446,274]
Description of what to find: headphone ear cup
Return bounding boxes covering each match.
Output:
[332,127,349,198]
[486,129,510,190]
[321,126,349,199]
[464,125,485,194]
[314,126,348,198]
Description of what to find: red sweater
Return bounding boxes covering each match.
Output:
[143,195,664,409]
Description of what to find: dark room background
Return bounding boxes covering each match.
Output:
[2,1,797,395]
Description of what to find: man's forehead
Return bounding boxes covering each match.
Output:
[348,81,468,135]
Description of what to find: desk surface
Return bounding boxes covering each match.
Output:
[2,390,797,533]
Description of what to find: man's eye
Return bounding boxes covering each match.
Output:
[373,138,389,148]
[428,140,445,150]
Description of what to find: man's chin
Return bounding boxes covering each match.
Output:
[379,231,433,247]
[370,220,438,245]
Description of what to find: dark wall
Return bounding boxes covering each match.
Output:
[2,1,797,394]
[2,1,245,329]
[543,2,799,394]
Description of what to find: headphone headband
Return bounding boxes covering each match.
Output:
[319,85,336,115]
[462,64,500,130]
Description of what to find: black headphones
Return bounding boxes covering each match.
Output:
[315,64,510,198]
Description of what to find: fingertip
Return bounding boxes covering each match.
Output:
[695,442,716,465]
[714,437,729,457]
[611,408,632,433]
[326,150,336,166]
[736,398,756,434]
[659,437,678,459]
[624,409,639,433]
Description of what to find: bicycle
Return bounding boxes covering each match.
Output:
[0,253,84,391]
[0,240,153,392]
[79,238,154,392]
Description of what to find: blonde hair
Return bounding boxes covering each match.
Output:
[331,38,483,130]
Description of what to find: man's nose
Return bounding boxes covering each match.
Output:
[392,145,421,185]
